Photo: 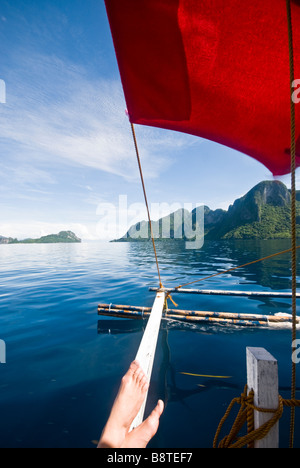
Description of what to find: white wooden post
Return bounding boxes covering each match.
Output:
[246,347,279,448]
[130,290,165,431]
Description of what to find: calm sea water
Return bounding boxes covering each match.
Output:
[0,239,299,448]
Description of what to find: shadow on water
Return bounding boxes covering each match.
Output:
[98,318,254,406]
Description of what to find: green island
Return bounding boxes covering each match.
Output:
[113,180,300,242]
[0,231,81,245]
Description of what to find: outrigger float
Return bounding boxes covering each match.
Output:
[99,283,300,329]
[98,297,300,328]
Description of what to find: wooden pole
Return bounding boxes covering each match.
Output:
[98,308,269,326]
[246,347,279,448]
[98,304,298,323]
[130,290,166,431]
[149,287,300,298]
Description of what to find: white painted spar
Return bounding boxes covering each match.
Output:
[149,287,300,298]
[130,290,165,431]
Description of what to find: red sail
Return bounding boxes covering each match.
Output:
[104,0,300,176]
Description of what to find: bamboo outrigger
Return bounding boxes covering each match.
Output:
[98,301,300,328]
[149,287,300,298]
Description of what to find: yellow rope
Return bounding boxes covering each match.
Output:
[174,246,300,290]
[213,385,300,449]
[286,0,298,448]
[130,122,163,289]
[130,122,179,309]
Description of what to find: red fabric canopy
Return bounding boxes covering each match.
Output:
[104,0,300,176]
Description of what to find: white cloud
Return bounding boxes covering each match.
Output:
[0,50,202,239]
[0,53,196,181]
[0,163,56,187]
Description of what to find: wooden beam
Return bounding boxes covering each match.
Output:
[150,287,300,298]
[130,290,166,431]
[98,304,298,323]
[98,308,268,327]
[246,347,279,448]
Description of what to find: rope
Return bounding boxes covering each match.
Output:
[130,122,163,289]
[129,122,178,309]
[174,246,300,290]
[286,0,298,448]
[213,385,300,449]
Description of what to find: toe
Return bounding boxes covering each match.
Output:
[134,367,145,385]
[152,400,164,419]
[128,360,139,376]
[141,376,149,392]
[122,361,140,386]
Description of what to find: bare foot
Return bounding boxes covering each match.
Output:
[98,361,149,448]
[121,400,164,448]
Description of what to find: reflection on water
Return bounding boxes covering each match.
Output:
[127,239,299,292]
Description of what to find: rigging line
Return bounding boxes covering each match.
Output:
[174,245,300,290]
[286,0,297,449]
[130,122,163,288]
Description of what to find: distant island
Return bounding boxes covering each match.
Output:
[0,231,81,244]
[113,180,300,242]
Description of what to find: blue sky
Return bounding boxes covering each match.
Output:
[0,0,295,240]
